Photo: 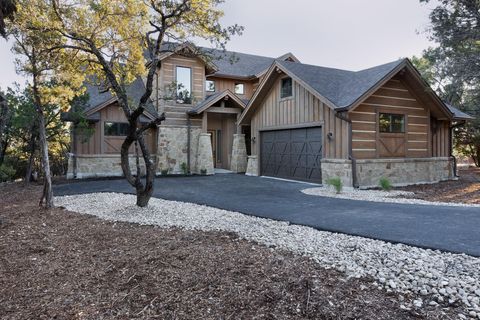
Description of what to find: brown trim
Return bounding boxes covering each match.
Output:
[257,121,324,132]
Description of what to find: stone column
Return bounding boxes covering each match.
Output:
[245,155,259,176]
[194,132,214,175]
[230,134,248,173]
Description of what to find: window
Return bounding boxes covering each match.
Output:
[280,77,293,98]
[379,113,405,133]
[206,80,215,92]
[104,122,129,136]
[176,66,192,104]
[234,83,245,95]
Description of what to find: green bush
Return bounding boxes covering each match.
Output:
[326,177,343,194]
[200,168,207,175]
[0,164,16,182]
[161,169,169,175]
[379,177,392,191]
[180,162,188,175]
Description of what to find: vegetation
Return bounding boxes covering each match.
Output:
[200,168,207,175]
[0,163,15,182]
[180,162,188,175]
[326,177,343,194]
[415,0,480,166]
[379,177,392,191]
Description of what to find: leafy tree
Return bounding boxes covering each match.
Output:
[418,0,480,166]
[0,0,16,37]
[29,0,243,207]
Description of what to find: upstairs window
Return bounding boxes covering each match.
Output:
[104,122,129,136]
[234,83,245,95]
[206,80,215,92]
[379,113,405,133]
[280,77,293,98]
[176,66,192,104]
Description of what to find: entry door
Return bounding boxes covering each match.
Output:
[260,127,322,183]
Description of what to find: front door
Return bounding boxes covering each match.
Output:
[208,130,217,168]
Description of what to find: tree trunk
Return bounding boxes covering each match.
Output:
[37,112,53,208]
[0,94,11,166]
[25,133,36,184]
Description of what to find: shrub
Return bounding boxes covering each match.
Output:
[180,162,188,175]
[379,177,392,191]
[326,177,343,194]
[0,164,16,182]
[161,169,169,175]
[200,168,207,175]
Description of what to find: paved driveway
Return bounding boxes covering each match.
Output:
[54,174,480,257]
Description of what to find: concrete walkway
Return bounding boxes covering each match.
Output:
[54,174,480,257]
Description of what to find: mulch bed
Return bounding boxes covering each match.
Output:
[397,167,480,204]
[0,183,460,319]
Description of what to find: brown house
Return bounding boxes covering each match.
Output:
[65,43,473,188]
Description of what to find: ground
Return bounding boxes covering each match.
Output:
[0,183,460,319]
[398,167,480,204]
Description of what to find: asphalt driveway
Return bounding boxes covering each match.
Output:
[54,174,480,257]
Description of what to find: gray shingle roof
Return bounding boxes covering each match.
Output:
[277,59,405,109]
[444,102,475,120]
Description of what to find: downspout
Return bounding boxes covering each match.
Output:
[187,115,191,175]
[335,112,359,188]
[449,121,466,178]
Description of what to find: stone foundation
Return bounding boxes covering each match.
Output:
[355,157,454,188]
[194,133,214,175]
[156,126,202,174]
[67,154,150,179]
[245,155,258,176]
[230,134,248,173]
[321,159,353,188]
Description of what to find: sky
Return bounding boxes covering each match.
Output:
[0,0,439,90]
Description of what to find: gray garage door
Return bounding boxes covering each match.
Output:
[260,127,322,183]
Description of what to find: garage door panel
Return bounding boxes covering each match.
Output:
[260,127,322,183]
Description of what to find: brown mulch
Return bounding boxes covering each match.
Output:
[0,183,460,319]
[397,167,480,204]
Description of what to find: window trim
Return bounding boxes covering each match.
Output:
[175,65,193,105]
[104,121,129,136]
[206,80,215,92]
[280,77,293,99]
[234,83,245,95]
[378,112,406,134]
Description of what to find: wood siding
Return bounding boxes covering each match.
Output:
[250,77,349,159]
[74,103,156,155]
[432,119,450,157]
[349,78,434,159]
[207,77,256,100]
[158,54,206,127]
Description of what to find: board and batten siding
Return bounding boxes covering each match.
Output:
[349,78,436,159]
[432,119,450,157]
[158,54,206,127]
[250,77,349,159]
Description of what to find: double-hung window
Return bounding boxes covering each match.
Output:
[176,66,192,104]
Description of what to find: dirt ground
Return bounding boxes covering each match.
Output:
[0,183,462,319]
[397,167,480,204]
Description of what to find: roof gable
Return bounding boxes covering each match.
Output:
[188,90,246,115]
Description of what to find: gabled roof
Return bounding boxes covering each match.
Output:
[188,90,246,115]
[240,58,473,124]
[445,103,475,120]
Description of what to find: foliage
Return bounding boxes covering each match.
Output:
[416,0,480,166]
[0,163,16,182]
[378,177,392,191]
[0,0,16,37]
[161,169,169,175]
[180,162,188,175]
[200,168,207,175]
[326,177,343,194]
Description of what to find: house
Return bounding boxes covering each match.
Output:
[64,43,473,188]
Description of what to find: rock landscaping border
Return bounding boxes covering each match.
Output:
[56,192,480,319]
[301,186,480,207]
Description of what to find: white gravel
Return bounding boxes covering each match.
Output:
[56,192,480,318]
[302,186,480,207]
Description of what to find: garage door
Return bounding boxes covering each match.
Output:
[260,127,322,183]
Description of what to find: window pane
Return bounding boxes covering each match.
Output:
[280,77,292,98]
[104,122,129,136]
[234,83,245,95]
[176,66,192,104]
[206,80,215,92]
[104,122,116,136]
[379,113,405,133]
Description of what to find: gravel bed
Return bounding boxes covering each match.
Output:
[56,192,480,318]
[302,186,480,207]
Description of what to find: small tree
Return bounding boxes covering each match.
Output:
[31,0,243,207]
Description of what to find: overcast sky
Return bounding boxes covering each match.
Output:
[0,0,438,90]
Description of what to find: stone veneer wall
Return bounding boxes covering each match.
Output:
[320,159,353,188]
[67,155,151,179]
[194,133,214,175]
[230,134,248,173]
[245,156,258,176]
[156,126,202,174]
[355,157,454,188]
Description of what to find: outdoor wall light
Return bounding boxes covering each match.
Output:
[251,136,256,143]
[327,132,334,140]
